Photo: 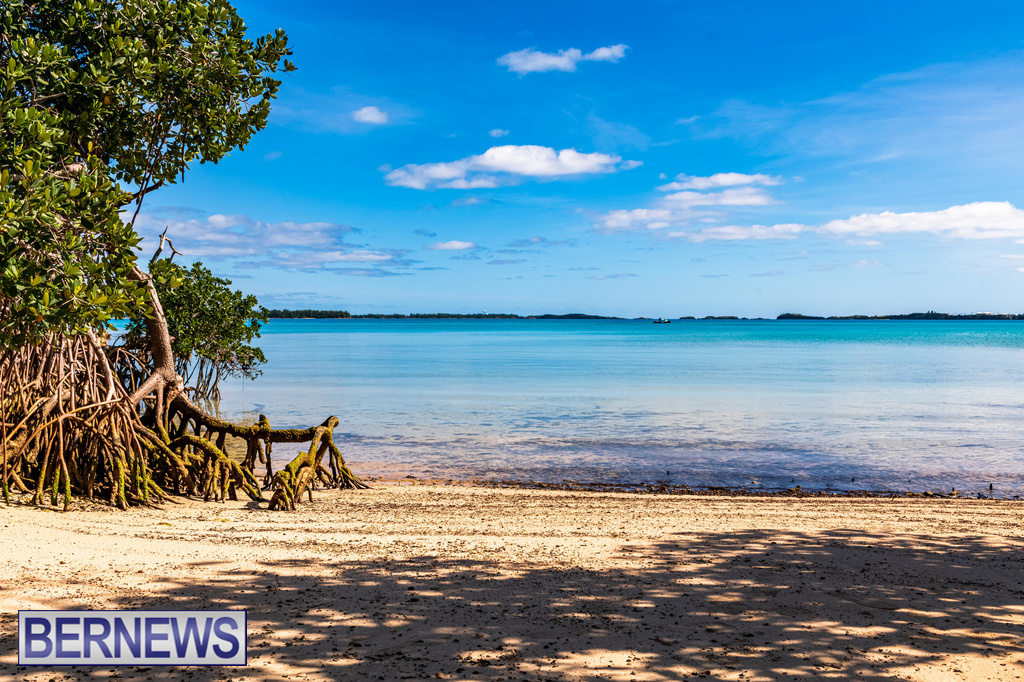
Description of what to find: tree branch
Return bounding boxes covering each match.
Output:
[29,92,67,106]
[149,227,183,264]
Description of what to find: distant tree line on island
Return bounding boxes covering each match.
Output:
[268,309,1024,321]
[266,309,354,318]
[778,311,1024,320]
[265,310,619,319]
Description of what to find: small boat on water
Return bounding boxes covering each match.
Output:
[653,318,671,324]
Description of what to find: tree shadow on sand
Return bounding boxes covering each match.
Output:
[7,529,1024,680]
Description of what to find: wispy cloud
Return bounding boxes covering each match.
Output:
[386,145,639,190]
[133,210,416,275]
[587,115,650,152]
[688,54,1024,172]
[667,223,805,242]
[488,259,527,265]
[504,236,576,249]
[271,250,396,268]
[134,212,358,258]
[497,44,628,75]
[588,272,637,280]
[450,197,486,207]
[330,268,411,277]
[813,260,885,272]
[657,172,781,191]
[489,129,510,138]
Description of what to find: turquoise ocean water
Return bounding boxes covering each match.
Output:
[216,319,1024,496]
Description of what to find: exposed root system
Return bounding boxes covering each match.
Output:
[1,273,366,511]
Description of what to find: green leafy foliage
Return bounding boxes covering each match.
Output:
[126,260,268,387]
[1,0,293,344]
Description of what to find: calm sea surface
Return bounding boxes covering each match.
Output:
[216,319,1024,496]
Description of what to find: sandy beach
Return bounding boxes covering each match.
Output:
[2,485,1023,681]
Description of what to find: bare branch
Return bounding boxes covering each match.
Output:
[149,227,183,265]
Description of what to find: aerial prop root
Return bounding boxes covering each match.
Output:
[1,338,366,510]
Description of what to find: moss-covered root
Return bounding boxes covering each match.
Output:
[327,440,369,490]
[268,418,335,510]
[169,434,262,502]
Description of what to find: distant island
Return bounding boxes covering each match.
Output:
[265,309,1024,321]
[778,311,1024,320]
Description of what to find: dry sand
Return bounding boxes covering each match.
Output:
[1,484,1023,681]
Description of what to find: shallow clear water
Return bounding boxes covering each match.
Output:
[217,319,1024,496]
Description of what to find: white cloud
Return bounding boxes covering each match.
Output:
[274,88,411,133]
[595,179,780,235]
[499,47,582,74]
[667,224,806,243]
[657,172,781,191]
[489,129,510,138]
[820,202,1024,240]
[352,106,388,124]
[427,240,478,250]
[497,44,628,75]
[386,145,638,190]
[598,198,1024,244]
[474,146,619,175]
[662,186,777,208]
[674,201,1024,242]
[584,44,628,62]
[598,209,674,233]
[595,164,1024,244]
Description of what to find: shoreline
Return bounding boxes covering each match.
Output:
[3,485,1023,680]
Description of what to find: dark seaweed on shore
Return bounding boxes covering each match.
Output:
[474,480,1021,500]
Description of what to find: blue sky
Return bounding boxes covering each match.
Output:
[135,0,1024,316]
